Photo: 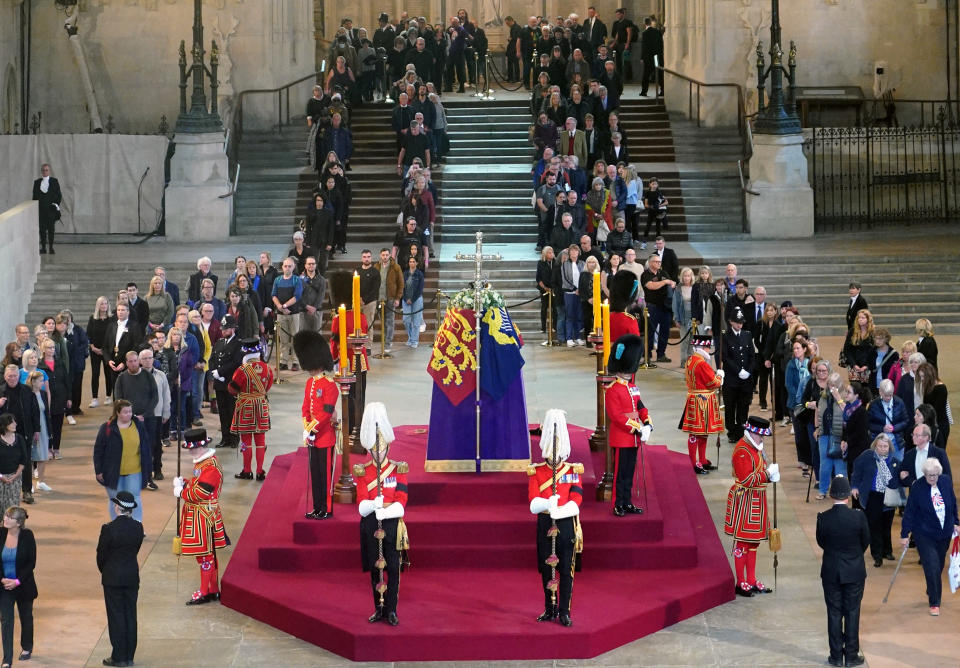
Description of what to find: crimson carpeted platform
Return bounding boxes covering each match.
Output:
[221,425,734,662]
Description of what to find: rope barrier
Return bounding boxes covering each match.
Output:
[486,54,526,92]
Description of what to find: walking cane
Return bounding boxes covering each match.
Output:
[882,545,910,603]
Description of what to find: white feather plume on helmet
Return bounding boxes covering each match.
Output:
[539,408,571,462]
[360,402,395,451]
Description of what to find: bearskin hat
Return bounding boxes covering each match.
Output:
[609,271,640,313]
[607,334,644,375]
[293,330,334,374]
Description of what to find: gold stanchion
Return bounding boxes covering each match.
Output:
[545,290,554,347]
[434,289,445,344]
[372,300,392,359]
[639,306,657,369]
[273,326,285,384]
[333,368,357,504]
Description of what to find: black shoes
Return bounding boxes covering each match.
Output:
[235,471,254,480]
[623,504,644,514]
[753,582,773,594]
[305,511,331,520]
[702,460,718,470]
[657,355,672,363]
[536,608,557,622]
[154,472,164,480]
[145,481,158,491]
[735,583,754,597]
[613,506,626,517]
[102,659,130,667]
[368,610,398,625]
[846,654,865,667]
[256,471,266,481]
[873,557,883,567]
[883,552,895,561]
[694,464,709,475]
[185,592,219,605]
[559,613,572,627]
[827,657,843,667]
[214,440,229,448]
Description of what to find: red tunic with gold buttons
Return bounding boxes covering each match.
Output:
[302,373,339,448]
[353,459,409,505]
[527,461,584,506]
[604,377,651,448]
[228,360,274,433]
[679,353,724,435]
[608,311,640,344]
[179,453,230,557]
[723,438,770,542]
[330,311,370,372]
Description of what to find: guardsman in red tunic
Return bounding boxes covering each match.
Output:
[604,334,652,516]
[175,428,230,605]
[723,416,779,597]
[294,330,339,520]
[680,333,725,474]
[528,408,583,627]
[229,337,275,481]
[353,402,409,626]
[329,271,371,437]
[608,271,642,343]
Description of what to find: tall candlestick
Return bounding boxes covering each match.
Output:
[602,301,611,371]
[338,304,348,372]
[352,272,361,334]
[592,271,601,334]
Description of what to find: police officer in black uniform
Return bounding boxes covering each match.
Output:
[722,306,755,443]
[210,316,244,448]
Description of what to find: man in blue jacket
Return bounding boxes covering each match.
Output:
[866,379,911,456]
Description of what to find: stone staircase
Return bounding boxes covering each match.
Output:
[668,118,747,240]
[697,255,960,336]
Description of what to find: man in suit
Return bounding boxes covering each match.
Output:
[722,308,755,443]
[154,266,180,306]
[97,490,145,667]
[32,163,62,254]
[651,236,678,282]
[104,303,141,378]
[866,380,911,454]
[816,476,869,667]
[640,16,664,97]
[582,113,601,171]
[846,282,868,332]
[210,316,244,449]
[899,423,951,488]
[583,6,607,53]
[556,117,588,169]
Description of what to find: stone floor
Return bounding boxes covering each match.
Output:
[13,321,955,667]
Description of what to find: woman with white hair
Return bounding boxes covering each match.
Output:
[900,457,959,616]
[850,434,901,567]
[187,256,218,304]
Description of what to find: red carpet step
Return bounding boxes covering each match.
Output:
[221,425,734,661]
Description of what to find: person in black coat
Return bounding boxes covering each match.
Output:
[187,257,219,303]
[92,401,152,523]
[32,163,62,254]
[900,460,960,613]
[816,476,869,668]
[850,434,901,567]
[0,507,37,665]
[722,309,755,443]
[96,491,145,667]
[898,424,951,488]
[639,17,664,97]
[209,318,244,449]
[536,249,558,333]
[845,283,868,332]
[102,304,142,378]
[841,382,872,478]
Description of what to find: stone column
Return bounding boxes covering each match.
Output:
[745,133,813,239]
[164,132,231,240]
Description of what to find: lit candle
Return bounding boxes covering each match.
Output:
[352,271,361,334]
[338,304,348,372]
[602,300,611,371]
[592,271,601,334]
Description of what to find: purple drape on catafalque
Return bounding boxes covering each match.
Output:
[425,374,531,472]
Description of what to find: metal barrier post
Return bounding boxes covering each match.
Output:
[545,290,554,347]
[373,300,392,359]
[273,325,285,384]
[639,306,656,369]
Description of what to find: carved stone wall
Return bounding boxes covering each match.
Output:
[665,0,948,126]
[29,0,313,134]
[0,0,23,134]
